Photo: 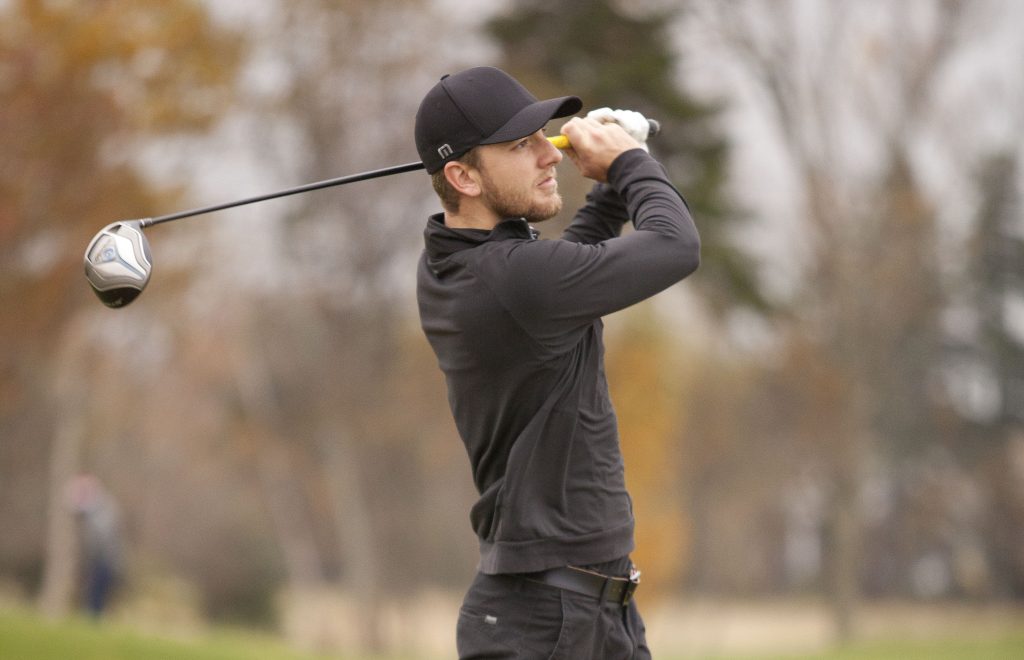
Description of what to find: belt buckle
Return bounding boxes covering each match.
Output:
[621,567,641,606]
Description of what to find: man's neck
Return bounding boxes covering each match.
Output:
[443,199,500,231]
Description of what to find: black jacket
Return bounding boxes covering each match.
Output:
[417,148,700,574]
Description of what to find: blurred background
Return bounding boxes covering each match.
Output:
[2,0,1023,658]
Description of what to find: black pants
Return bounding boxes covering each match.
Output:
[457,557,651,659]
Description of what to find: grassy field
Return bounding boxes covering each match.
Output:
[0,608,339,660]
[2,605,1023,659]
[720,632,1024,660]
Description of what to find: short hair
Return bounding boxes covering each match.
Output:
[430,148,481,213]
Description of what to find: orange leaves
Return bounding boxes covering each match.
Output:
[0,0,242,369]
[605,307,696,601]
[4,0,241,135]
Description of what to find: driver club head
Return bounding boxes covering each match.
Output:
[83,220,153,308]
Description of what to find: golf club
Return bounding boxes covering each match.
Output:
[84,121,660,308]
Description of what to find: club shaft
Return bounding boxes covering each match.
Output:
[141,161,426,228]
[137,120,662,229]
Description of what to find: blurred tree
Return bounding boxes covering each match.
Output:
[0,0,239,348]
[960,151,1024,595]
[694,0,997,640]
[488,0,768,314]
[2,0,490,645]
[179,0,481,650]
[605,309,695,602]
[0,0,241,618]
[965,152,1024,434]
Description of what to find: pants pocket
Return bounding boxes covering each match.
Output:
[457,577,567,660]
[546,591,600,660]
[457,606,519,659]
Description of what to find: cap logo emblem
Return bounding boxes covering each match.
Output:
[437,144,453,159]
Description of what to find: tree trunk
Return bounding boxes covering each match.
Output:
[247,424,324,586]
[232,320,324,587]
[38,412,84,619]
[319,427,384,652]
[38,330,89,619]
[827,463,861,642]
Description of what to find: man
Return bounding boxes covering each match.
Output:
[414,66,699,659]
[68,473,122,617]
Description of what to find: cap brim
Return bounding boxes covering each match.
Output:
[481,95,582,145]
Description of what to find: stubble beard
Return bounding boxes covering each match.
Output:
[480,170,563,224]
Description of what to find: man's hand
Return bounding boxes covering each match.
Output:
[586,108,651,151]
[560,117,644,183]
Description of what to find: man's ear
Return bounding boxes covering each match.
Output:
[444,160,482,199]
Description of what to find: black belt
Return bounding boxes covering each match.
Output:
[523,565,641,607]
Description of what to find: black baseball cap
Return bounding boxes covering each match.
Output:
[414,66,582,173]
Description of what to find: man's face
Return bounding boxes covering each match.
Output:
[475,130,564,223]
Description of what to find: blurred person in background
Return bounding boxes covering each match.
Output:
[68,473,123,618]
[415,66,700,659]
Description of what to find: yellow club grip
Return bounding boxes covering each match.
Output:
[547,134,570,150]
[547,119,659,151]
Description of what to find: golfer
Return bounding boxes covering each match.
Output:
[414,66,699,659]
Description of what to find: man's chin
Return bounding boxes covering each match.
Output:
[484,189,562,224]
[526,196,563,224]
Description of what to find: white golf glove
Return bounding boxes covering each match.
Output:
[586,107,651,151]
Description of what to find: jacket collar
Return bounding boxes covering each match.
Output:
[423,213,537,260]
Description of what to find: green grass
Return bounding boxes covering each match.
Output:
[3,605,1023,660]
[715,631,1024,660]
[0,608,336,660]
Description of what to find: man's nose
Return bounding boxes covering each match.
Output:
[541,135,563,166]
